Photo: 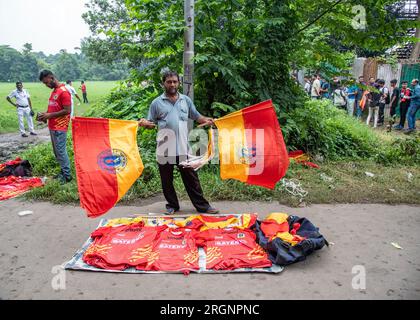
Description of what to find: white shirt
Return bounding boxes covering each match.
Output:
[379,87,389,104]
[304,82,311,94]
[65,84,77,97]
[8,89,30,107]
[311,79,321,97]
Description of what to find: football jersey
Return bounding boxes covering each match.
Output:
[193,213,258,231]
[83,223,166,270]
[195,228,272,270]
[139,227,200,272]
[47,84,72,131]
[261,213,305,245]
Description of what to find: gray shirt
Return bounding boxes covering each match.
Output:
[147,93,202,157]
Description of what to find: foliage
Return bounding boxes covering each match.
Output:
[282,99,381,159]
[0,45,38,82]
[375,136,420,165]
[290,0,418,75]
[0,44,129,82]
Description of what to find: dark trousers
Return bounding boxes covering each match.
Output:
[399,102,409,128]
[82,92,88,103]
[158,159,210,212]
[378,103,386,124]
[390,102,398,117]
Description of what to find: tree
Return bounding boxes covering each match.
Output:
[54,50,82,81]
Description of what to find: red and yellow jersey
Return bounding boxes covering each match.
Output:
[83,223,166,270]
[139,227,200,272]
[261,213,305,246]
[47,84,71,131]
[195,228,272,270]
[176,214,258,231]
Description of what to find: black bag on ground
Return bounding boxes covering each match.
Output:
[254,215,328,266]
[0,160,33,177]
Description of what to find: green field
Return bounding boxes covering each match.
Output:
[0,81,118,133]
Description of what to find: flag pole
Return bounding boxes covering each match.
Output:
[183,0,194,101]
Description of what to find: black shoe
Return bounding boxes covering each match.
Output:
[53,174,72,184]
[21,133,28,137]
[404,129,415,135]
[30,132,37,136]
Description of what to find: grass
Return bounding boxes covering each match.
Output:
[0,81,118,133]
[5,86,419,207]
[21,157,420,206]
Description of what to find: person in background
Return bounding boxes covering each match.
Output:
[331,76,341,93]
[355,76,366,118]
[320,76,330,99]
[65,80,82,118]
[366,79,381,128]
[80,81,88,103]
[394,81,411,130]
[303,76,311,96]
[377,79,389,126]
[388,79,400,118]
[6,81,36,137]
[37,70,72,184]
[332,81,347,110]
[404,78,420,134]
[346,78,358,116]
[311,74,321,99]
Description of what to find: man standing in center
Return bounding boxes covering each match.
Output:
[138,71,219,214]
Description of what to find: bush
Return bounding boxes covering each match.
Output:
[85,83,158,121]
[282,99,380,160]
[375,136,420,165]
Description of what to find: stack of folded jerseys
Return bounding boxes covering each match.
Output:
[82,214,272,273]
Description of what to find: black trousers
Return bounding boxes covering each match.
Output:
[399,102,410,128]
[378,103,386,124]
[82,92,88,103]
[390,102,398,117]
[158,158,210,212]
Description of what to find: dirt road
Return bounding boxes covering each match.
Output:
[0,127,50,162]
[1,198,419,300]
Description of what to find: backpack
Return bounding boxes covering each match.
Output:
[333,89,347,107]
[254,215,328,266]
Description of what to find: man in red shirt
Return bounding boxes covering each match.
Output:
[80,80,88,103]
[37,70,72,184]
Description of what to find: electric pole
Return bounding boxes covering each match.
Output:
[184,0,194,101]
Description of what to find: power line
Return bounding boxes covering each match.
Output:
[296,0,345,34]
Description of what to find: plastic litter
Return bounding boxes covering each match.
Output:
[406,172,413,182]
[320,173,334,182]
[280,178,308,202]
[391,242,403,249]
[18,210,33,217]
[389,189,396,192]
[365,172,375,177]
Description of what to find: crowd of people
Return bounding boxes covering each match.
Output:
[303,74,420,133]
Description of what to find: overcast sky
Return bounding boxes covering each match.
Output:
[0,0,91,54]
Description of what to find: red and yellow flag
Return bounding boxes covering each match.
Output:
[72,117,144,218]
[214,100,289,189]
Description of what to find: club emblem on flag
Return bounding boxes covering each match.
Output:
[239,146,257,165]
[98,149,127,173]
